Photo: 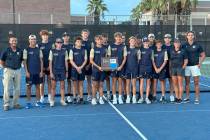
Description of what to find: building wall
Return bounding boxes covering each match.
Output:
[0,0,70,24]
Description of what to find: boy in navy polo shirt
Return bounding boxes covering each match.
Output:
[0,35,23,111]
[23,35,44,109]
[69,36,87,104]
[163,34,175,102]
[107,32,127,104]
[62,32,74,103]
[49,38,68,107]
[90,35,107,105]
[102,33,111,100]
[138,37,153,104]
[125,36,140,104]
[38,30,53,104]
[152,40,168,103]
[81,29,92,102]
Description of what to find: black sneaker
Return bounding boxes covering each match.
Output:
[160,96,167,104]
[183,98,190,103]
[148,94,153,101]
[73,98,77,104]
[77,98,85,104]
[152,96,157,103]
[175,98,179,104]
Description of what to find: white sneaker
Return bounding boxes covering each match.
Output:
[145,98,151,104]
[99,97,105,105]
[50,100,55,107]
[118,96,124,104]
[40,96,45,103]
[91,98,97,105]
[126,96,131,104]
[60,100,67,106]
[87,95,92,102]
[170,95,175,102]
[113,96,117,104]
[48,94,51,103]
[138,97,144,104]
[67,96,72,103]
[132,96,137,104]
[96,92,100,101]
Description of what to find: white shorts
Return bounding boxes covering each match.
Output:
[185,66,201,77]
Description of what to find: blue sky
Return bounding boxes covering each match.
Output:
[70,0,140,15]
[70,0,209,15]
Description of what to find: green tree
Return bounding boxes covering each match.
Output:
[86,0,108,25]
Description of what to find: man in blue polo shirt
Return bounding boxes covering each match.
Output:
[0,35,23,111]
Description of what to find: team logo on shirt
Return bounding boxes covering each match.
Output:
[154,54,158,57]
[127,51,131,55]
[95,51,100,54]
[28,51,34,55]
[17,52,20,55]
[40,46,45,50]
[74,52,79,55]
[193,45,196,49]
[111,48,117,51]
[177,51,181,54]
[53,53,58,56]
[141,51,146,54]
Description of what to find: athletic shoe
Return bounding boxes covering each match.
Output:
[99,97,105,105]
[160,96,166,104]
[48,94,51,103]
[170,95,175,102]
[77,98,85,104]
[183,98,190,103]
[67,96,73,103]
[25,103,32,109]
[123,94,127,102]
[73,98,77,104]
[118,96,124,104]
[107,94,111,100]
[194,99,200,105]
[152,96,157,103]
[126,96,131,104]
[49,100,55,107]
[145,98,151,104]
[87,95,92,102]
[60,100,67,106]
[113,96,117,104]
[40,96,45,103]
[175,98,179,104]
[138,97,144,104]
[35,101,45,108]
[4,106,9,111]
[132,96,137,104]
[91,98,97,105]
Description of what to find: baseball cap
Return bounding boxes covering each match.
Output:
[164,34,172,38]
[142,37,149,42]
[63,32,70,37]
[148,33,155,38]
[29,34,36,40]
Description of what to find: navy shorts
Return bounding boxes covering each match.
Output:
[171,67,185,77]
[124,72,138,79]
[26,74,43,86]
[52,73,66,81]
[92,71,106,82]
[153,68,167,80]
[71,70,85,81]
[111,70,125,78]
[139,67,153,79]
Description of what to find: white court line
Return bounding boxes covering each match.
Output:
[103,96,148,140]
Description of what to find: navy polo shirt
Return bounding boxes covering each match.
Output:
[0,47,23,70]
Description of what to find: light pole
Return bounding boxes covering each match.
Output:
[12,0,15,24]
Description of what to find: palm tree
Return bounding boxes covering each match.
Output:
[131,0,198,25]
[86,0,108,25]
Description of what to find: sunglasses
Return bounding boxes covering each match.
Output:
[56,42,63,44]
